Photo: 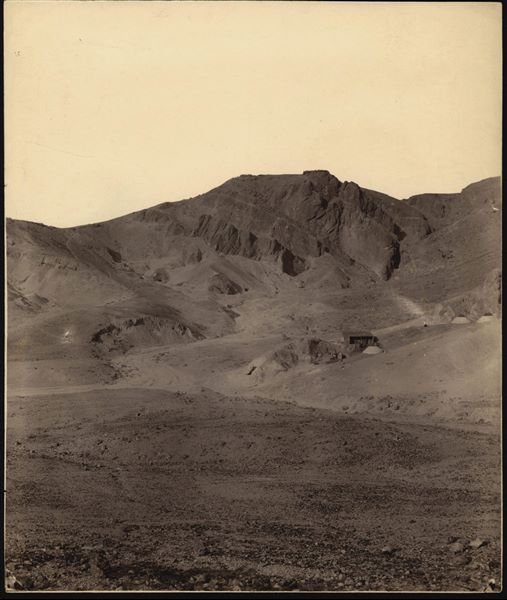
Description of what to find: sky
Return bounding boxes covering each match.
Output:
[4,1,502,227]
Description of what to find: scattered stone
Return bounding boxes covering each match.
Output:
[381,544,397,555]
[469,538,487,549]
[5,569,23,591]
[230,578,241,590]
[15,574,34,589]
[449,554,470,567]
[448,541,465,554]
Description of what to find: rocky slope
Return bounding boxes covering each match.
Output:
[5,171,502,593]
[90,170,433,281]
[6,171,501,370]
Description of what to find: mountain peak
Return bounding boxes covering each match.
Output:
[302,169,332,177]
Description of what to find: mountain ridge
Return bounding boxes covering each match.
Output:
[6,173,500,229]
[6,171,501,380]
[7,172,500,289]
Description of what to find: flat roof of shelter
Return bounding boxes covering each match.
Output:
[343,330,375,338]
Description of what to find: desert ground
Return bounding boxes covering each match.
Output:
[5,171,502,591]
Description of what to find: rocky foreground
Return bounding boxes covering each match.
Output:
[6,388,501,592]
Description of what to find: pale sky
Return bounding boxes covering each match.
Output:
[4,1,502,227]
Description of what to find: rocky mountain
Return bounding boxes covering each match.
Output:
[6,170,501,379]
[83,169,433,281]
[6,170,501,594]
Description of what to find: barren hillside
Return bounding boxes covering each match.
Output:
[5,171,502,592]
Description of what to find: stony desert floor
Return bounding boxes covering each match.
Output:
[6,382,501,592]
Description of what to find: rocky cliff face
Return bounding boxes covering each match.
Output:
[5,171,501,363]
[6,171,500,313]
[110,170,433,280]
[405,176,501,229]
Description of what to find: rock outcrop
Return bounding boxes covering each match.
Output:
[122,170,433,280]
[5,171,500,361]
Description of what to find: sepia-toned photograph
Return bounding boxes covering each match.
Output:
[4,0,502,593]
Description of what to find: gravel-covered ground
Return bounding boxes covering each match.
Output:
[5,387,501,592]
